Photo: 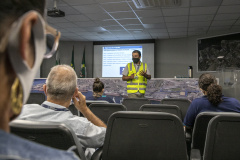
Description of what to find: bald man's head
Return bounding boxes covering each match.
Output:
[46,65,77,101]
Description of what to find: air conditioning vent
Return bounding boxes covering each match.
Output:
[132,0,181,8]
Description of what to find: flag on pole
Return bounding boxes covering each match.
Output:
[80,47,86,78]
[71,46,75,70]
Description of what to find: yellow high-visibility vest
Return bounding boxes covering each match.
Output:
[127,62,147,94]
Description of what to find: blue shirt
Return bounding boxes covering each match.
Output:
[184,96,240,127]
[86,96,114,103]
[0,129,79,160]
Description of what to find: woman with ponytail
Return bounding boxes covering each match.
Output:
[86,78,114,103]
[184,73,240,127]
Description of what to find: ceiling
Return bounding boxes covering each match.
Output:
[46,0,240,41]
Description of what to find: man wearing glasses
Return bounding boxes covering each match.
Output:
[0,0,80,159]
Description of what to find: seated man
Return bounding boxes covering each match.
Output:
[17,65,106,159]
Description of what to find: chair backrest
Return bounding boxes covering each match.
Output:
[203,114,240,160]
[160,98,191,120]
[191,112,237,155]
[86,100,109,107]
[140,104,182,120]
[122,98,150,111]
[26,93,46,105]
[68,104,80,116]
[10,120,86,160]
[89,103,127,124]
[102,111,188,160]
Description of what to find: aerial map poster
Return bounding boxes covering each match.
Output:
[197,33,240,72]
[32,78,202,104]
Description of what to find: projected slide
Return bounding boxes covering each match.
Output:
[102,46,142,77]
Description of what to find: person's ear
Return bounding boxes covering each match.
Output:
[43,84,47,96]
[20,12,38,68]
[200,88,206,95]
[102,88,104,92]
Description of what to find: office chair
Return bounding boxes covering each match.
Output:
[122,98,150,111]
[89,103,127,124]
[93,111,188,160]
[26,92,46,105]
[10,120,86,160]
[191,113,240,160]
[139,104,182,120]
[160,98,191,120]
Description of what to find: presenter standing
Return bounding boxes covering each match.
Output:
[122,50,151,98]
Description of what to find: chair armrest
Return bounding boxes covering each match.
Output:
[91,147,103,160]
[190,149,201,160]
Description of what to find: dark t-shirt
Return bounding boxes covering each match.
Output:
[86,95,114,103]
[184,95,240,127]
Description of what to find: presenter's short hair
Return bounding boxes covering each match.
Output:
[132,50,141,57]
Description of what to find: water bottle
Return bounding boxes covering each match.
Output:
[188,66,193,78]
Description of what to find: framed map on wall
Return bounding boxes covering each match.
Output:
[197,32,240,72]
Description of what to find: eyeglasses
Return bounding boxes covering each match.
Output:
[44,24,61,59]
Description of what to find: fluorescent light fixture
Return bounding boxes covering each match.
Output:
[132,0,181,8]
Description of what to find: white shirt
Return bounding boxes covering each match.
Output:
[17,101,106,149]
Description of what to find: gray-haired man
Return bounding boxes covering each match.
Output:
[17,65,106,159]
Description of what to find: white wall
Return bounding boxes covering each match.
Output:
[41,41,93,78]
[155,37,197,78]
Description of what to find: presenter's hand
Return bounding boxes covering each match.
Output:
[72,91,87,112]
[139,70,147,77]
[130,74,134,80]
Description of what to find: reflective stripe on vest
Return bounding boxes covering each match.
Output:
[127,62,147,94]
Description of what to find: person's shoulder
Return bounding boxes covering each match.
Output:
[24,103,41,107]
[22,103,42,111]
[105,96,114,103]
[191,96,206,103]
[86,96,96,100]
[0,130,79,160]
[223,96,240,103]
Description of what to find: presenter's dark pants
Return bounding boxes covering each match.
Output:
[128,93,144,98]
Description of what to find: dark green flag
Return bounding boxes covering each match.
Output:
[80,47,86,78]
[71,46,75,70]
